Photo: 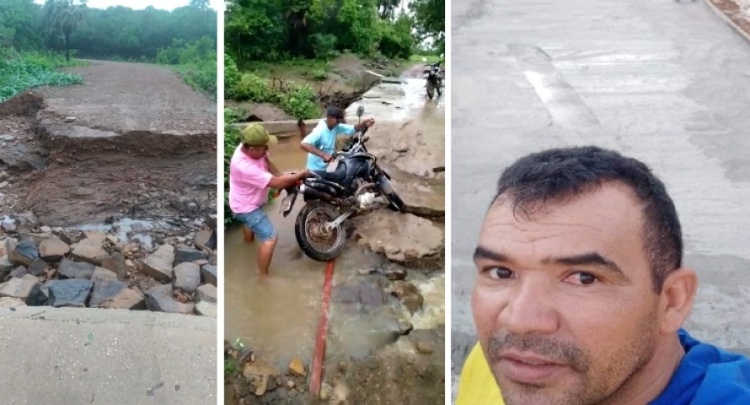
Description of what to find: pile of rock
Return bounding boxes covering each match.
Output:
[0,215,217,316]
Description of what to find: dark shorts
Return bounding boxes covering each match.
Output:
[233,208,276,242]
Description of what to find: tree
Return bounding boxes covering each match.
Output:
[44,0,86,61]
[410,0,444,50]
[0,0,43,50]
[378,0,400,20]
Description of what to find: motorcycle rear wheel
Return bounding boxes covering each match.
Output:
[294,201,347,262]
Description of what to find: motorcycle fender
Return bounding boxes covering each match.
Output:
[280,189,299,218]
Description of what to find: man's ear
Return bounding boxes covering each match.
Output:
[658,267,698,334]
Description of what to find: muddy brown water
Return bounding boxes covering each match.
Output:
[225,69,447,378]
[224,138,386,369]
[224,137,446,372]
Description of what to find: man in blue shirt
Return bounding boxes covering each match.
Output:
[462,146,750,405]
[300,106,375,171]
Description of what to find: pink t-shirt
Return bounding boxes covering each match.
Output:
[228,147,273,214]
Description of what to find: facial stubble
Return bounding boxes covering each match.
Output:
[486,307,659,405]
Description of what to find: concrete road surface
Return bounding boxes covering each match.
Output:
[0,307,216,404]
[452,0,750,398]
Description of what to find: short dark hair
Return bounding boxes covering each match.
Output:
[491,146,682,292]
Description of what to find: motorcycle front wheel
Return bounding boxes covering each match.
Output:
[294,201,347,262]
[426,81,435,100]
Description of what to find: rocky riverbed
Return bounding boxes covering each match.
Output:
[0,213,217,315]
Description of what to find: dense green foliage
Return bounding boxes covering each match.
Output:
[226,54,320,119]
[0,50,84,102]
[410,0,445,53]
[225,0,443,63]
[0,0,217,96]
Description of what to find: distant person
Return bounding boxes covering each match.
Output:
[299,106,375,171]
[456,146,750,405]
[228,123,309,276]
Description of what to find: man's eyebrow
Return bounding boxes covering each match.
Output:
[473,247,624,275]
[473,246,509,263]
[545,252,624,274]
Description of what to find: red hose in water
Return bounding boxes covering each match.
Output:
[309,260,335,395]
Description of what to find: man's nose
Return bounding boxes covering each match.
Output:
[499,278,560,336]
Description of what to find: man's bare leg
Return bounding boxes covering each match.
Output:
[258,235,277,275]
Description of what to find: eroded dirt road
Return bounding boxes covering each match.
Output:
[0,60,217,402]
[0,60,216,226]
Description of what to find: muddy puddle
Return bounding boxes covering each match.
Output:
[350,77,445,124]
[224,138,341,369]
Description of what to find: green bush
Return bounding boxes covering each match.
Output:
[225,64,320,120]
[309,33,337,60]
[311,69,328,81]
[232,73,271,102]
[224,53,241,94]
[0,52,84,102]
[278,84,319,120]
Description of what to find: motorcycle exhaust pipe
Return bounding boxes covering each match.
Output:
[300,184,334,201]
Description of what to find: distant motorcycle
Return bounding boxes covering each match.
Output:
[423,61,443,100]
[280,106,406,262]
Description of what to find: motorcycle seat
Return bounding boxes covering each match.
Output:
[313,163,347,183]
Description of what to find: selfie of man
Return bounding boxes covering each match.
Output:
[455,147,750,404]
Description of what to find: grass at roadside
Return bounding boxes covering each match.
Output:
[168,60,216,98]
[155,36,217,98]
[0,51,86,102]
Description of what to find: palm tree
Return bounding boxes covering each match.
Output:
[44,0,86,62]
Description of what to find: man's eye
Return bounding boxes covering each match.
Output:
[565,272,598,286]
[488,267,514,280]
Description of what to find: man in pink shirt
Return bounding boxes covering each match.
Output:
[228,124,309,275]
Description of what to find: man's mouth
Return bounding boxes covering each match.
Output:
[497,352,568,383]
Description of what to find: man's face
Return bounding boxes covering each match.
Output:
[472,182,661,405]
[326,116,343,128]
[244,144,267,159]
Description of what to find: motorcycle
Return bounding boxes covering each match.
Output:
[279,106,406,262]
[423,61,443,100]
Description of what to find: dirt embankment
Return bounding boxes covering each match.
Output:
[0,59,217,226]
[0,92,216,226]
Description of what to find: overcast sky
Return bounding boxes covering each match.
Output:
[34,0,222,11]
